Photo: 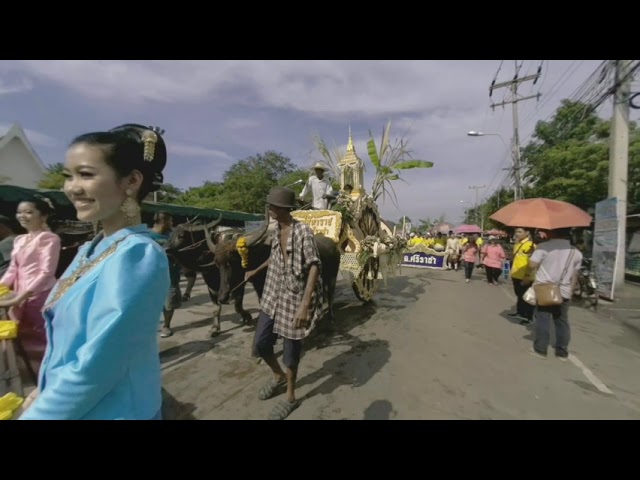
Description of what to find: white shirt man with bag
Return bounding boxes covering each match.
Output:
[524,228,582,360]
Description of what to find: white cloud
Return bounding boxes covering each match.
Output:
[224,117,263,130]
[2,59,619,227]
[3,60,591,118]
[0,77,33,96]
[169,143,233,160]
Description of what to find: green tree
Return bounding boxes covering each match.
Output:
[521,99,640,214]
[38,163,65,190]
[277,168,315,198]
[177,181,225,209]
[177,151,302,213]
[144,183,183,203]
[217,151,300,213]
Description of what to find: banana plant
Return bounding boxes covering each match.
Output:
[367,120,434,206]
[311,121,434,206]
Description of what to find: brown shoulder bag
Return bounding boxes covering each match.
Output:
[533,248,576,307]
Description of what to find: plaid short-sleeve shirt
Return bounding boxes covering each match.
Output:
[260,219,323,340]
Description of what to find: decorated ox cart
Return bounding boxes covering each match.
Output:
[291,133,405,302]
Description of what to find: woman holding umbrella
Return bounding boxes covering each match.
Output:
[490,198,591,359]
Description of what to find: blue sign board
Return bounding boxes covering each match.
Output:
[402,251,446,269]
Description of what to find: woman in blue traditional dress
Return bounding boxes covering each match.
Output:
[19,124,170,420]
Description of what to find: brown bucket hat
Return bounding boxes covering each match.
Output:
[266,187,297,209]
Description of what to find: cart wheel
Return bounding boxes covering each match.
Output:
[353,256,379,303]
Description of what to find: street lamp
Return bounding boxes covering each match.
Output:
[467,131,509,150]
[467,130,521,201]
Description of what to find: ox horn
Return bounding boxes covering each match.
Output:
[182,213,223,232]
[203,220,217,254]
[243,206,270,247]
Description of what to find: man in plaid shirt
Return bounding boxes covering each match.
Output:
[246,186,323,420]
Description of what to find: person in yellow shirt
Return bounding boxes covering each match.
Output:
[408,233,424,247]
[509,227,535,325]
[424,234,435,248]
[433,232,447,251]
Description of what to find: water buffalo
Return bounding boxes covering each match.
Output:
[54,221,96,278]
[203,213,341,325]
[164,214,262,337]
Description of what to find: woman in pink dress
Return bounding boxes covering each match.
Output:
[0,196,61,374]
[462,237,480,283]
[481,235,506,285]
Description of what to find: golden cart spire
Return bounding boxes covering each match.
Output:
[338,125,365,199]
[347,125,355,152]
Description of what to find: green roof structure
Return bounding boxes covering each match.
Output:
[0,185,264,225]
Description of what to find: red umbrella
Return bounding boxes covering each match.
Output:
[490,198,593,229]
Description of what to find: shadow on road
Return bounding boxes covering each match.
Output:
[169,316,216,334]
[297,334,391,401]
[161,336,227,368]
[363,399,396,420]
[381,274,429,300]
[161,387,198,420]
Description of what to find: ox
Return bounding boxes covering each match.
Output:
[203,212,341,325]
[164,214,265,338]
[54,221,96,278]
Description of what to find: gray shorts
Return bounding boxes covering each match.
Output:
[252,311,302,369]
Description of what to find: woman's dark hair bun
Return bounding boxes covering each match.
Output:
[108,124,167,192]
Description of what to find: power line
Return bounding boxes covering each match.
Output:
[489,60,542,201]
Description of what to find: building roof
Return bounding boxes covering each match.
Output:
[0,123,47,173]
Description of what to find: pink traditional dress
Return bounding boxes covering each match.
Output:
[0,231,61,366]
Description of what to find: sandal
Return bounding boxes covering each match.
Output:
[258,378,287,401]
[268,399,300,420]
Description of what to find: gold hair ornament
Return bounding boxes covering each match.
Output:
[142,130,158,162]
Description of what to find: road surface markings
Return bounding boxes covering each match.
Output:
[568,354,614,395]
[498,283,615,395]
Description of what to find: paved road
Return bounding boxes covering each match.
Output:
[160,266,640,420]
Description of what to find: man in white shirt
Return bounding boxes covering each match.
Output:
[445,230,461,270]
[524,228,583,360]
[300,163,333,210]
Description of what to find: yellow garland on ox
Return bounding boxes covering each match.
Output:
[236,237,249,268]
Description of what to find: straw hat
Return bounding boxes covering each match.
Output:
[311,162,328,171]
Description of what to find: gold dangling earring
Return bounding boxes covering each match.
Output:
[120,189,141,227]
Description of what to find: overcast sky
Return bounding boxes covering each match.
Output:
[2,60,636,226]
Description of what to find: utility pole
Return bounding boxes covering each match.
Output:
[469,185,486,229]
[608,60,633,295]
[490,61,542,201]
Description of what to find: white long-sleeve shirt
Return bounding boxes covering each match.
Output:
[300,175,333,210]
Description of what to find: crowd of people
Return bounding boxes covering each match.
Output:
[406,225,583,360]
[0,124,586,420]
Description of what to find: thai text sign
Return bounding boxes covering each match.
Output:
[592,197,619,300]
[291,210,342,243]
[402,251,446,269]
